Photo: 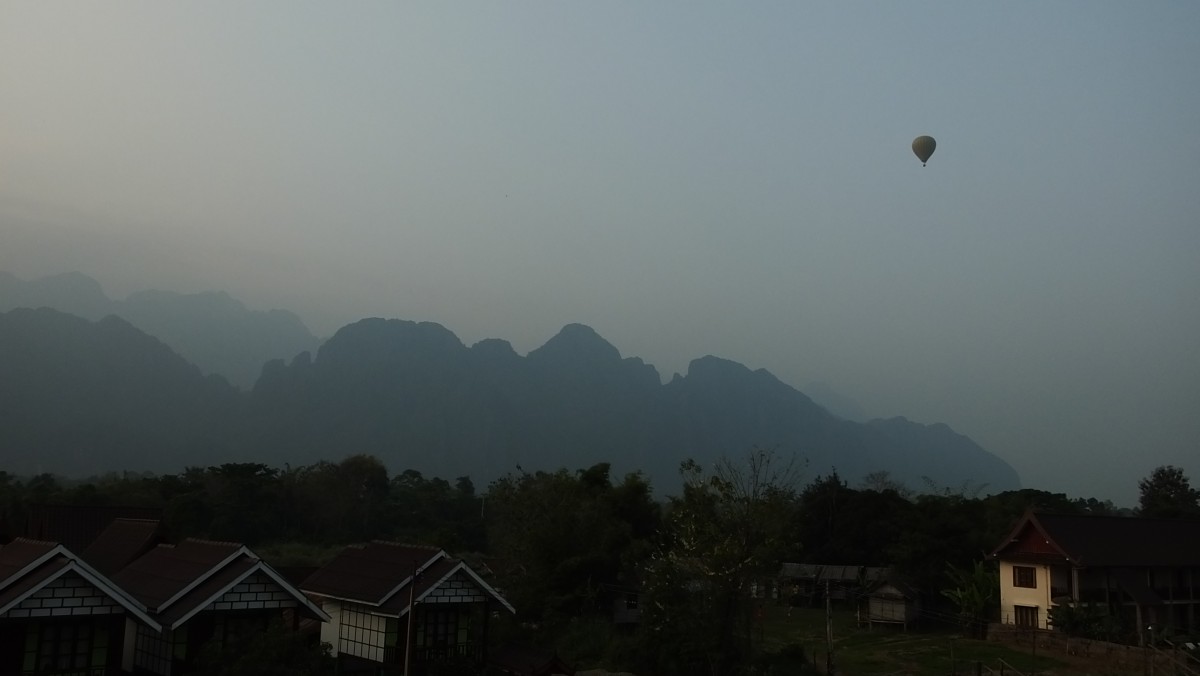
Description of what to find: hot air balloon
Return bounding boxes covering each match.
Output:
[912,136,936,166]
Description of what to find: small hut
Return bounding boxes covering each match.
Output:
[857,576,920,631]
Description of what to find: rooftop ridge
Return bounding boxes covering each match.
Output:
[1034,510,1200,524]
[368,540,441,550]
[8,537,60,547]
[180,537,245,548]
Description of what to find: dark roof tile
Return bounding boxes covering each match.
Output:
[112,539,243,610]
[301,542,444,605]
[22,505,161,552]
[995,511,1200,567]
[81,518,164,576]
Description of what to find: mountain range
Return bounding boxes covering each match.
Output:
[0,272,1021,493]
[0,270,319,388]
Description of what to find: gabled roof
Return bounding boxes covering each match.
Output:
[0,538,160,630]
[301,542,446,606]
[992,511,1200,567]
[81,518,164,576]
[303,542,515,616]
[112,539,245,611]
[820,565,861,582]
[112,538,329,630]
[779,563,822,579]
[21,504,162,553]
[864,577,920,600]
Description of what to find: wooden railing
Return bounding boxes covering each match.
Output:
[976,659,1027,676]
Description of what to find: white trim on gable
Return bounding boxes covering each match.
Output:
[0,555,161,630]
[166,560,330,630]
[1,543,67,592]
[157,544,253,612]
[405,561,515,616]
[375,549,448,607]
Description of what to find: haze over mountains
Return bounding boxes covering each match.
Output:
[0,270,319,388]
[0,271,1020,493]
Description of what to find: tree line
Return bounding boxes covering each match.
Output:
[1,454,1196,675]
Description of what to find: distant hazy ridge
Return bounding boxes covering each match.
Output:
[0,272,1020,493]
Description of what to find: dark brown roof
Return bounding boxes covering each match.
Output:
[301,542,445,605]
[22,504,161,552]
[156,557,257,628]
[993,511,1200,567]
[378,557,458,613]
[0,538,58,581]
[0,540,68,611]
[81,518,164,576]
[111,539,243,610]
[0,538,161,630]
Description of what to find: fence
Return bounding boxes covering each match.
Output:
[988,623,1200,676]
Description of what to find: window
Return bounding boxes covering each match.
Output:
[29,620,106,673]
[339,604,387,663]
[1014,605,1039,628]
[1013,565,1037,588]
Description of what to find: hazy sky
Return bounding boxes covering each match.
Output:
[2,2,1198,505]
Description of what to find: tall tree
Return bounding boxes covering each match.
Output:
[640,449,800,676]
[485,463,660,622]
[1138,465,1200,518]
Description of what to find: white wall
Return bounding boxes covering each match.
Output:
[998,561,1052,629]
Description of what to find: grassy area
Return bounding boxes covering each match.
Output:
[757,604,1068,675]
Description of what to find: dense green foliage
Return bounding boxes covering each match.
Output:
[0,456,1167,676]
[640,451,802,675]
[485,463,660,621]
[1137,464,1200,518]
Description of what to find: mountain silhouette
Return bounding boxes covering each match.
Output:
[0,308,241,475]
[246,318,1020,492]
[0,305,1021,494]
[0,271,319,388]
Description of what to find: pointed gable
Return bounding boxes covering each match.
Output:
[111,539,243,611]
[992,512,1070,562]
[0,538,159,629]
[993,511,1200,567]
[303,542,514,616]
[301,542,445,606]
[112,538,328,630]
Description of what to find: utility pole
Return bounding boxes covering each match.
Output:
[404,562,418,676]
[826,580,835,675]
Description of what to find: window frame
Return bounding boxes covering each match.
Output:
[1014,605,1039,628]
[1012,565,1037,589]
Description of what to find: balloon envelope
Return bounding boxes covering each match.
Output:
[912,136,936,165]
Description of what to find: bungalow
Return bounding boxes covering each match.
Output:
[301,541,515,675]
[0,538,159,676]
[991,511,1200,645]
[110,538,330,675]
